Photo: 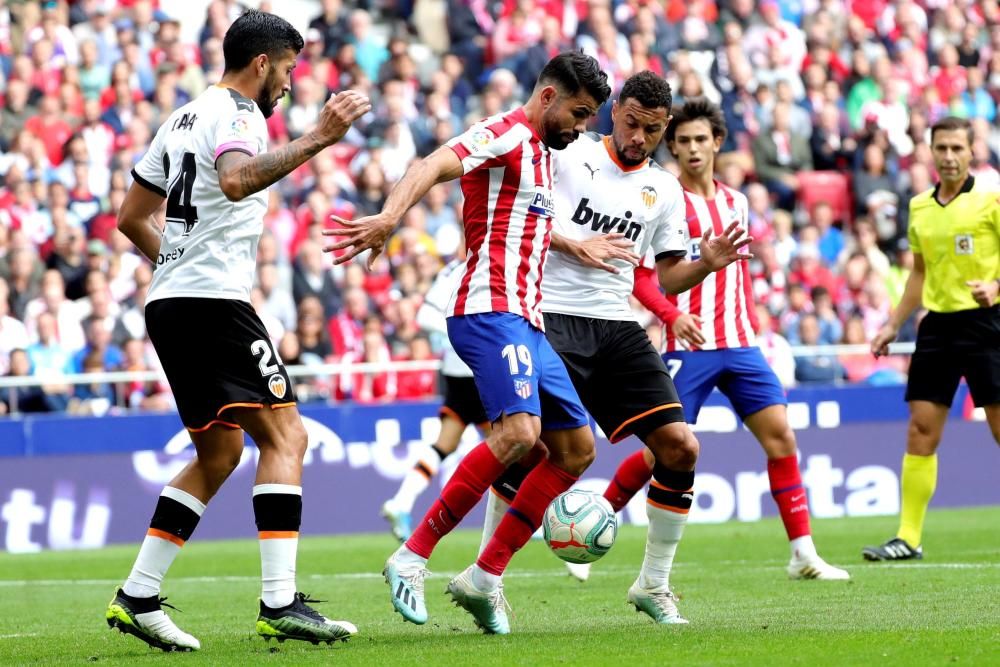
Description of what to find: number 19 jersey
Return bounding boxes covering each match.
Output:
[132,85,269,305]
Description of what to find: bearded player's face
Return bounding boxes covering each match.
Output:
[539,87,600,150]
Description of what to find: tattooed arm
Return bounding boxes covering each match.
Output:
[216,90,370,202]
[216,134,325,201]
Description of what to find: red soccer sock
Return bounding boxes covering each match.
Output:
[477,460,577,575]
[604,450,654,512]
[768,455,812,540]
[405,442,505,559]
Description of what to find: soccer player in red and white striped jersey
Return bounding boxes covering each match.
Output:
[328,52,612,633]
[616,98,850,581]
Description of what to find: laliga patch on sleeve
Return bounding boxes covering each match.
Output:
[230,116,252,137]
[955,234,974,255]
[464,129,494,151]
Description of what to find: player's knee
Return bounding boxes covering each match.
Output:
[200,445,243,480]
[647,424,698,468]
[491,423,540,461]
[281,419,309,461]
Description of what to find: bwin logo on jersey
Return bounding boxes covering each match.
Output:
[528,189,555,217]
[571,198,642,241]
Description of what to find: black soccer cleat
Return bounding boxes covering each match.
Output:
[105,588,200,651]
[862,537,923,561]
[256,592,357,645]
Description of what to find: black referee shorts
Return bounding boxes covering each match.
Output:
[905,305,1000,407]
[146,297,297,431]
[544,312,685,442]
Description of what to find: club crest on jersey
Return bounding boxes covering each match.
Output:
[955,234,974,255]
[268,374,287,399]
[514,378,532,399]
[641,185,657,208]
[528,189,555,217]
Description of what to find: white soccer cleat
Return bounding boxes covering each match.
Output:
[445,565,511,635]
[383,550,429,624]
[565,561,591,582]
[626,583,689,625]
[787,553,851,580]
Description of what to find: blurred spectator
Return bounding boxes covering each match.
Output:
[0,349,50,414]
[0,277,29,375]
[755,303,795,388]
[337,327,397,403]
[751,102,812,210]
[292,239,341,318]
[395,333,438,400]
[25,311,73,410]
[794,312,846,385]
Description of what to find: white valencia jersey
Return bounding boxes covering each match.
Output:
[543,133,687,320]
[417,259,473,378]
[661,182,757,350]
[133,85,268,305]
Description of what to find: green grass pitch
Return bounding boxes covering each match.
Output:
[1,508,998,665]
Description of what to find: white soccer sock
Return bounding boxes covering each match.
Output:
[790,535,817,560]
[124,487,206,599]
[637,501,689,592]
[478,490,510,557]
[471,563,501,592]
[255,484,301,609]
[391,451,443,512]
[394,544,428,566]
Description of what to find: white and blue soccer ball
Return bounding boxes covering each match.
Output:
[543,490,618,564]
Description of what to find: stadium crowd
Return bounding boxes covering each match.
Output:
[0,0,995,414]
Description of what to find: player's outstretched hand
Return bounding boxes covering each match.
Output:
[699,222,753,272]
[314,90,371,146]
[575,233,641,274]
[870,323,898,358]
[323,213,395,268]
[672,313,705,349]
[966,279,999,308]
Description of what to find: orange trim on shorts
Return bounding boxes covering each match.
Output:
[608,403,682,443]
[270,402,297,410]
[147,528,186,546]
[258,530,299,540]
[217,402,264,415]
[646,498,690,514]
[187,419,242,433]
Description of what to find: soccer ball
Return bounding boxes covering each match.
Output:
[542,490,618,564]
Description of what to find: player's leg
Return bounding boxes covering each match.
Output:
[599,349,718,513]
[233,404,357,644]
[385,313,545,626]
[863,327,961,561]
[627,420,697,624]
[449,327,593,634]
[382,410,468,542]
[742,404,849,579]
[108,424,244,652]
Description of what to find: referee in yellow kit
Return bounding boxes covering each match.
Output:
[863,116,1000,561]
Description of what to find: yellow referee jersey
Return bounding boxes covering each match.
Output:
[907,176,1000,313]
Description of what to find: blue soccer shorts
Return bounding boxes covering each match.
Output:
[447,312,590,430]
[661,347,787,423]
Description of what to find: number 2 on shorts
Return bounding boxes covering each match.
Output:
[501,344,533,376]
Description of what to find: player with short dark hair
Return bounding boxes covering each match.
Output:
[480,72,753,624]
[106,9,370,651]
[328,51,611,635]
[584,97,849,582]
[864,116,1000,561]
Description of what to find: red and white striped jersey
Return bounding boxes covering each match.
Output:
[445,108,555,330]
[660,181,758,351]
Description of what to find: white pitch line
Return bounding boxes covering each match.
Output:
[0,633,39,639]
[0,562,995,587]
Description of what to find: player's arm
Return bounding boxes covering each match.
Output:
[656,222,753,294]
[550,232,640,274]
[217,90,370,201]
[117,181,165,263]
[632,266,706,347]
[871,253,925,357]
[323,146,464,266]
